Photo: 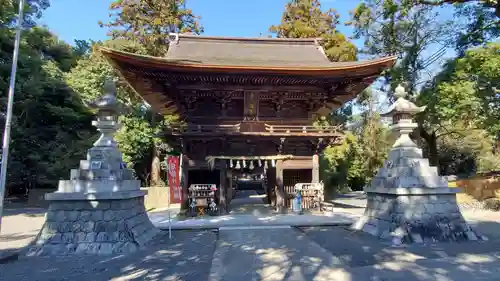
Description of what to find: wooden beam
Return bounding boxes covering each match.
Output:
[175,83,328,93]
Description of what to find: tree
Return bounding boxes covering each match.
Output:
[66,39,172,184]
[452,3,499,55]
[347,0,454,94]
[270,0,357,62]
[417,0,500,17]
[99,0,203,56]
[97,0,202,185]
[417,43,500,170]
[0,0,50,28]
[0,19,95,190]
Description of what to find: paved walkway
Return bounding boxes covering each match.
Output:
[229,189,272,215]
[0,207,46,251]
[3,195,500,280]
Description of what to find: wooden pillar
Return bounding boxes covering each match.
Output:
[227,170,233,204]
[312,154,320,183]
[219,162,227,214]
[275,159,285,212]
[181,157,189,210]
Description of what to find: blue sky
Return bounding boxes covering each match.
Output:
[39,0,361,46]
[37,0,455,114]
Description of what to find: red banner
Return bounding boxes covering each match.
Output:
[167,156,182,204]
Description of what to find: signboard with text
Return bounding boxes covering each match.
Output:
[167,156,182,204]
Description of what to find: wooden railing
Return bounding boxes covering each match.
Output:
[169,124,241,134]
[168,123,342,135]
[265,124,342,134]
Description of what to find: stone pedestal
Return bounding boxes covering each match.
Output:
[352,85,485,244]
[28,81,161,256]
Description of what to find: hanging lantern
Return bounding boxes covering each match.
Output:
[230,159,234,168]
[271,159,276,167]
[249,161,254,170]
[242,160,247,168]
[258,159,262,167]
[235,161,241,169]
[264,160,268,169]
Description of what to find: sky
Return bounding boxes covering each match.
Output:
[37,0,455,115]
[38,0,361,46]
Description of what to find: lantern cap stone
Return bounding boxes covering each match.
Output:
[381,84,426,117]
[89,80,120,112]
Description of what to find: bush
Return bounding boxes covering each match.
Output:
[484,198,500,211]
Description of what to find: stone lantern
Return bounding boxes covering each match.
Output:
[29,80,161,256]
[352,85,485,244]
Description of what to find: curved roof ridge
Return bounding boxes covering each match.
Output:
[100,46,397,71]
[169,33,322,45]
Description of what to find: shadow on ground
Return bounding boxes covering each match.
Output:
[0,223,500,280]
[2,207,46,218]
[0,231,217,281]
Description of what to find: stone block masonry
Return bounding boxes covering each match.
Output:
[352,85,485,245]
[28,197,161,256]
[25,81,162,256]
[353,192,484,244]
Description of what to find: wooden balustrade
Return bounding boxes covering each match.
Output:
[168,123,342,136]
[265,124,342,134]
[170,124,241,134]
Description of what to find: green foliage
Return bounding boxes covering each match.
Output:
[320,92,390,195]
[66,40,162,181]
[0,0,50,28]
[0,7,95,188]
[66,39,146,105]
[419,43,500,139]
[99,0,203,56]
[348,0,453,94]
[453,3,499,55]
[270,0,357,61]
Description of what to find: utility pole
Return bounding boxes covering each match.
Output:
[0,0,25,233]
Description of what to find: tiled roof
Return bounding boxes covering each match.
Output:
[165,33,335,67]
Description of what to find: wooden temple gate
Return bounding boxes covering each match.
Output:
[101,33,396,214]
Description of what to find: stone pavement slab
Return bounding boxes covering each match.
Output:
[229,190,266,206]
[0,230,216,281]
[346,251,500,281]
[209,226,344,281]
[300,226,500,268]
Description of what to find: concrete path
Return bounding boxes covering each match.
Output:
[209,226,344,281]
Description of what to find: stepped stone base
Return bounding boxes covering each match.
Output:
[352,190,486,244]
[27,196,162,256]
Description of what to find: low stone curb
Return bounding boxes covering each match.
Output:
[0,248,21,264]
[155,221,354,231]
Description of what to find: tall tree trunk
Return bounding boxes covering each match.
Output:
[150,114,161,186]
[150,146,161,186]
[419,125,440,171]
